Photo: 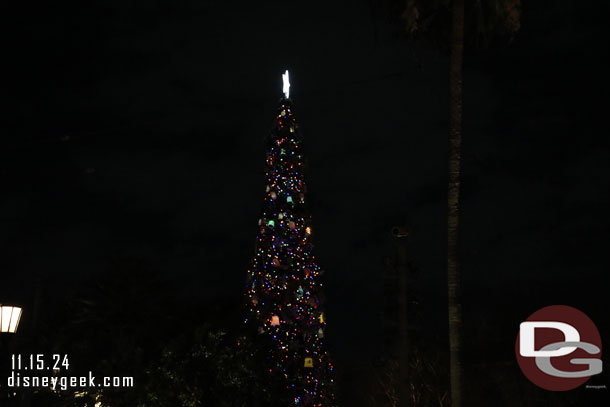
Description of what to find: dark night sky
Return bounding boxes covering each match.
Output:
[2,0,609,401]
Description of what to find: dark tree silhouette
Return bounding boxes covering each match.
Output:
[29,258,275,407]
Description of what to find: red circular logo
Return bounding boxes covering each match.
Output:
[515,305,602,391]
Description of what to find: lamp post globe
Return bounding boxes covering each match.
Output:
[0,305,22,333]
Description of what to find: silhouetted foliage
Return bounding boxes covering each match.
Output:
[4,257,284,406]
[376,0,521,48]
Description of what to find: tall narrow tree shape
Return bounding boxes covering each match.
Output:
[244,72,336,406]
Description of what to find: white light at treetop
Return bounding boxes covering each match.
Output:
[282,70,290,99]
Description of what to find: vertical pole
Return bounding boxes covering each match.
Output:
[448,0,464,406]
[394,228,410,407]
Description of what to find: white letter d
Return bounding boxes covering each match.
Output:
[520,321,580,357]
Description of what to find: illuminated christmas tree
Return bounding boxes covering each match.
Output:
[244,71,336,406]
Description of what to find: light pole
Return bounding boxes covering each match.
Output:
[390,226,410,407]
[1,305,22,405]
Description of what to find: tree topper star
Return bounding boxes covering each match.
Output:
[282,70,290,99]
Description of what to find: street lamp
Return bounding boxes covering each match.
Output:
[0,305,22,333]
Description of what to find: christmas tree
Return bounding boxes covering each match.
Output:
[244,71,336,406]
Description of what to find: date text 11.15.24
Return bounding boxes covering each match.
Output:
[11,354,70,371]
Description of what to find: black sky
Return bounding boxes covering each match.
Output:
[2,0,609,403]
